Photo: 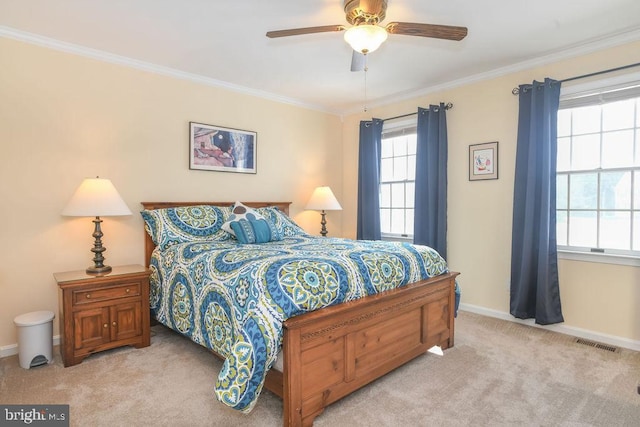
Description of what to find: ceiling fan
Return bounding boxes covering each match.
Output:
[266,0,468,71]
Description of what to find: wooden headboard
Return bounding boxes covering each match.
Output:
[140,201,292,267]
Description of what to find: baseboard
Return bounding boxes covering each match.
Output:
[3,308,637,357]
[0,335,61,359]
[459,303,640,352]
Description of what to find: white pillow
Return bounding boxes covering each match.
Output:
[222,201,266,237]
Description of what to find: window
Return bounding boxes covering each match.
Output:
[556,83,640,259]
[379,123,416,238]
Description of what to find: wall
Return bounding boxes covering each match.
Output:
[0,37,343,350]
[342,40,640,348]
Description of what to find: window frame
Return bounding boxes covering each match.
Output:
[379,118,417,241]
[556,71,640,265]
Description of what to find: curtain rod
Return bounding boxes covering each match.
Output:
[382,102,453,122]
[511,62,640,95]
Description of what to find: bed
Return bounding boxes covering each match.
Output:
[141,201,459,426]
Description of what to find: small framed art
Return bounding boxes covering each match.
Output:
[189,122,257,173]
[469,141,498,181]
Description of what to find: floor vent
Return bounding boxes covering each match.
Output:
[576,338,618,353]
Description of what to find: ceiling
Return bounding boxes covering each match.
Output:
[1,0,640,115]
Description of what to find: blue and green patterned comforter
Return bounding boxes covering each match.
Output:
[149,235,448,412]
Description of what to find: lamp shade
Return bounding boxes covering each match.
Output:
[305,186,342,211]
[62,178,132,217]
[344,25,388,54]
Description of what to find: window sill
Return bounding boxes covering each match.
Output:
[558,250,640,267]
[381,234,413,243]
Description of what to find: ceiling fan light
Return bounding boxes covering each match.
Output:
[344,25,388,54]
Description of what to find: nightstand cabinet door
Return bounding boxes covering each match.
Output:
[110,301,142,342]
[73,307,111,351]
[55,265,151,367]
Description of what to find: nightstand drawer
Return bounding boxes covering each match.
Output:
[73,282,141,305]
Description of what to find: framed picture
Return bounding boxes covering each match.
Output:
[469,141,498,181]
[189,122,257,173]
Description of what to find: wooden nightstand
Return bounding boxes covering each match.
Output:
[54,264,151,367]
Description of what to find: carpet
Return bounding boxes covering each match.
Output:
[1,311,638,426]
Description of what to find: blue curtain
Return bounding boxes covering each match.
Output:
[414,104,448,259]
[357,119,383,240]
[510,78,564,325]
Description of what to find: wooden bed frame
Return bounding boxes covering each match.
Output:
[141,201,459,426]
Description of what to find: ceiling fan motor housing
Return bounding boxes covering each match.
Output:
[344,0,388,25]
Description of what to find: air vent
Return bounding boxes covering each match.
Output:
[576,338,618,353]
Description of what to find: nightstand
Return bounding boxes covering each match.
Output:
[54,264,151,367]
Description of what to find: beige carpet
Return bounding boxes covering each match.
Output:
[1,311,639,426]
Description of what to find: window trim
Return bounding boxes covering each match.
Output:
[558,249,640,267]
[560,71,640,103]
[380,232,413,242]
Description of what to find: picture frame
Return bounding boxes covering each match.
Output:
[469,141,498,181]
[189,122,257,174]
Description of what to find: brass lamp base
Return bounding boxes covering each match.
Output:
[86,216,112,275]
[319,210,328,237]
[86,265,112,275]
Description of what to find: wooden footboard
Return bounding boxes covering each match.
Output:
[271,271,458,426]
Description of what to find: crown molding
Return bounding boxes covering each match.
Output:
[0,25,339,116]
[3,25,640,117]
[346,26,640,116]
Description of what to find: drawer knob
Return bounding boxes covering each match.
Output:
[112,321,117,327]
[86,294,91,299]
[126,288,130,293]
[103,323,108,328]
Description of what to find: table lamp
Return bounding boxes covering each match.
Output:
[305,186,342,237]
[61,177,132,274]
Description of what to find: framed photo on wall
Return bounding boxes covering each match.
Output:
[189,122,257,173]
[469,141,498,181]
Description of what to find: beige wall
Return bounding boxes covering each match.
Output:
[342,40,640,346]
[0,37,343,349]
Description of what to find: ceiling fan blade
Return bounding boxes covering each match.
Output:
[266,25,346,38]
[350,51,366,72]
[385,22,468,41]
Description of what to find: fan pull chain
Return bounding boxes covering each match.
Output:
[363,54,369,112]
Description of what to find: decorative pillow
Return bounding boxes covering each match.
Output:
[222,201,265,236]
[256,206,309,237]
[141,205,232,249]
[230,218,282,244]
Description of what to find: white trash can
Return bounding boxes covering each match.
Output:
[13,310,55,369]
